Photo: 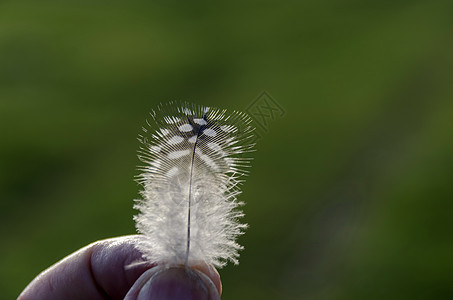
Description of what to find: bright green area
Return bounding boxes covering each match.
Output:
[1,1,453,299]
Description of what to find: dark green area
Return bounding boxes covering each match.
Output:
[1,1,453,299]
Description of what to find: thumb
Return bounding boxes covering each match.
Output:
[124,266,221,300]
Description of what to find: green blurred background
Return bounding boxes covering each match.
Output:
[1,0,453,299]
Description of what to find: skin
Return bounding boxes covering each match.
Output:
[18,235,221,300]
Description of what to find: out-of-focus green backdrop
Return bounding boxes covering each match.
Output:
[1,1,453,299]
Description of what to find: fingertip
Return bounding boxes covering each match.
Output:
[125,266,220,300]
[191,263,222,296]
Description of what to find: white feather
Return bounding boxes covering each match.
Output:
[134,102,254,268]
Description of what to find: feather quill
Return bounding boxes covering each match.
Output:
[134,102,254,268]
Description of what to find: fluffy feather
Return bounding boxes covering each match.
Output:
[134,102,254,268]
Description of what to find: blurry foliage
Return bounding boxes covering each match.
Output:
[1,0,453,299]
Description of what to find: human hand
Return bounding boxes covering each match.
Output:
[18,235,221,300]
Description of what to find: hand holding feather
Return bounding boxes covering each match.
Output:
[18,235,221,299]
[19,102,253,300]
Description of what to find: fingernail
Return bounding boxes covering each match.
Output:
[137,267,218,300]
